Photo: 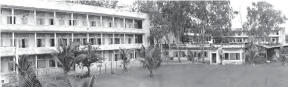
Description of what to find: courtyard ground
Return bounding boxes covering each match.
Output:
[95,63,288,87]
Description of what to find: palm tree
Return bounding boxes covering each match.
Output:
[118,48,132,72]
[17,55,41,87]
[245,42,261,65]
[137,45,162,77]
[74,43,102,76]
[187,50,195,64]
[52,38,80,75]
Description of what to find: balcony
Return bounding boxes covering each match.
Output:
[0,24,145,34]
[0,47,16,56]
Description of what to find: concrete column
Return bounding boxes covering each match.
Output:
[35,33,37,48]
[87,33,89,43]
[71,33,74,42]
[34,10,36,25]
[101,33,103,45]
[86,14,89,27]
[123,18,125,28]
[133,34,136,44]
[124,34,126,44]
[112,17,114,27]
[12,32,15,47]
[100,16,102,27]
[71,13,73,26]
[113,33,115,44]
[54,33,57,46]
[11,8,14,24]
[134,50,136,59]
[132,19,135,28]
[53,11,56,26]
[113,50,115,61]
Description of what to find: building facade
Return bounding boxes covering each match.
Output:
[0,0,149,84]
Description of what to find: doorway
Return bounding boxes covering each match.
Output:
[212,53,217,63]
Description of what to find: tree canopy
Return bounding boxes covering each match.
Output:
[243,1,286,43]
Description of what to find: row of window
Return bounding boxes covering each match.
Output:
[0,33,143,48]
[2,8,143,29]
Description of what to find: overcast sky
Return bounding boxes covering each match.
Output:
[118,0,288,28]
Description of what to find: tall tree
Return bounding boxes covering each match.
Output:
[74,43,102,76]
[243,1,286,44]
[190,1,235,62]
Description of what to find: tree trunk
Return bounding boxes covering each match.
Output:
[149,70,153,77]
[123,64,127,72]
[177,44,181,62]
[87,67,90,76]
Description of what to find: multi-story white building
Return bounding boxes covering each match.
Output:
[0,0,150,84]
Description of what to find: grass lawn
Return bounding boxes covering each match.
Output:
[95,63,288,87]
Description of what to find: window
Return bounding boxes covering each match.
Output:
[7,16,15,24]
[8,61,15,72]
[37,18,45,25]
[83,38,87,45]
[286,35,288,43]
[109,38,113,45]
[90,21,96,27]
[204,51,207,57]
[49,59,56,67]
[69,20,77,26]
[50,39,55,47]
[89,38,96,45]
[236,53,240,60]
[109,22,112,27]
[97,38,101,45]
[19,39,28,48]
[37,39,45,47]
[134,20,142,29]
[82,21,87,26]
[128,38,132,44]
[114,38,120,44]
[135,35,143,44]
[49,19,54,25]
[225,53,229,60]
[21,17,28,24]
[276,32,279,35]
[37,60,46,68]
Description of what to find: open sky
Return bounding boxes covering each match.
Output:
[118,0,288,28]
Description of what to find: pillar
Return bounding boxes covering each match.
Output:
[113,33,115,44]
[71,33,74,42]
[123,18,125,28]
[132,19,135,28]
[34,10,36,25]
[54,33,57,46]
[53,11,56,26]
[124,34,126,44]
[12,32,15,47]
[101,33,103,45]
[100,16,102,27]
[134,50,136,59]
[87,33,89,43]
[133,34,136,44]
[35,55,38,74]
[112,17,114,27]
[11,8,14,24]
[86,14,89,27]
[71,13,73,26]
[35,33,37,48]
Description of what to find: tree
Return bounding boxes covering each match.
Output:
[187,50,195,64]
[17,55,41,87]
[243,1,286,44]
[275,45,287,65]
[137,45,162,77]
[190,1,235,62]
[118,48,132,72]
[74,43,102,76]
[52,38,80,75]
[65,0,118,9]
